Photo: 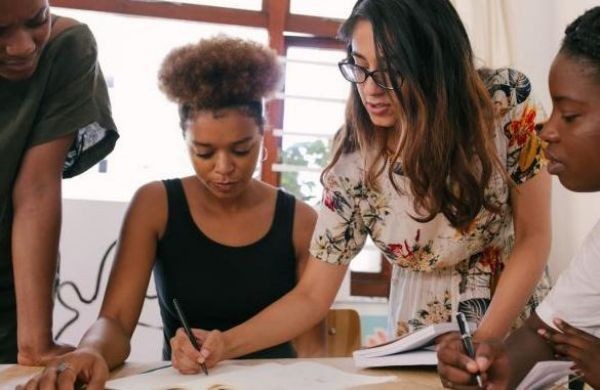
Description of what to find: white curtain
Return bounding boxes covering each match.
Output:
[450,0,512,69]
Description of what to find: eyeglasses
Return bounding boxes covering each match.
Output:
[338,59,401,90]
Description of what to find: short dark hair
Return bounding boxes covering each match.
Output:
[561,6,600,81]
[158,35,282,131]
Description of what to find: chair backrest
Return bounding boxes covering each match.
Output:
[325,308,361,357]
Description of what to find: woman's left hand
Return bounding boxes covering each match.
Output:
[540,318,600,389]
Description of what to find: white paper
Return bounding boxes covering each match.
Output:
[106,361,396,390]
[516,360,572,390]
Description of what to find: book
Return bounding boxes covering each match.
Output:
[516,360,573,390]
[353,322,461,368]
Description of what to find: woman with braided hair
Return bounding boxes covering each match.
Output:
[437,6,600,389]
[18,35,323,390]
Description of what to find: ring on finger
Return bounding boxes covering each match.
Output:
[56,361,73,374]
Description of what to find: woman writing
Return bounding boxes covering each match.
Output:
[18,35,322,389]
[181,0,551,365]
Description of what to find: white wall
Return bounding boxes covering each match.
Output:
[502,0,600,279]
[55,199,163,361]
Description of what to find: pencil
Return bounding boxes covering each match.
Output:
[172,298,209,376]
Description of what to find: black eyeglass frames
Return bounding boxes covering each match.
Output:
[338,60,401,90]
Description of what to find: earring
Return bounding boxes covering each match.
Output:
[261,146,269,162]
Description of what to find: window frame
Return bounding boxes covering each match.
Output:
[55,0,390,298]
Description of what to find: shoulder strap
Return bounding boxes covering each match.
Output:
[161,179,194,235]
[270,189,296,242]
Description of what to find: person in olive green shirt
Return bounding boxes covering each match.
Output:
[0,0,118,364]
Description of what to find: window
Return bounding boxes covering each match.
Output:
[277,44,347,206]
[54,2,389,299]
[278,38,389,297]
[54,7,267,202]
[289,0,354,20]
[161,0,262,10]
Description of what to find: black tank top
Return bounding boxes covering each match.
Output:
[154,179,298,360]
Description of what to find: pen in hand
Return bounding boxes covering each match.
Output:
[456,311,483,388]
[173,298,209,376]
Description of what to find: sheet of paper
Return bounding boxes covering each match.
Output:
[516,360,572,390]
[106,361,396,390]
[105,362,242,390]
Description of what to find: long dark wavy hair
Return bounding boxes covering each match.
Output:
[323,0,502,231]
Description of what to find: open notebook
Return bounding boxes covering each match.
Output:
[105,361,396,390]
[353,322,461,368]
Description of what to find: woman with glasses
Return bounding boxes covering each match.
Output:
[328,0,552,342]
[163,0,552,370]
[0,0,117,364]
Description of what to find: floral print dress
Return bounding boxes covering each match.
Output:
[310,68,551,338]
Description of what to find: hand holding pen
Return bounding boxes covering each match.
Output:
[456,312,483,388]
[173,298,209,376]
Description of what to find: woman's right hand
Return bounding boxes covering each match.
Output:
[437,333,511,390]
[170,327,225,373]
[17,348,109,390]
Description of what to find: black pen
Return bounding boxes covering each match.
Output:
[173,298,209,376]
[456,312,483,388]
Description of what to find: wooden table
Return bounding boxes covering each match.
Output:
[0,358,442,389]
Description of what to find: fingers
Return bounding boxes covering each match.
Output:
[171,328,204,374]
[473,342,503,372]
[538,327,587,359]
[198,330,223,367]
[438,338,479,373]
[438,361,477,385]
[437,337,482,388]
[86,357,110,390]
[56,366,79,390]
[553,318,598,343]
[439,376,480,390]
[18,362,76,390]
[438,345,478,372]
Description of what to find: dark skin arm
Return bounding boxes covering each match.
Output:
[13,133,77,365]
[437,312,555,389]
[541,318,600,389]
[18,182,167,390]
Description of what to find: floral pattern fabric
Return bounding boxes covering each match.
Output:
[310,68,551,337]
